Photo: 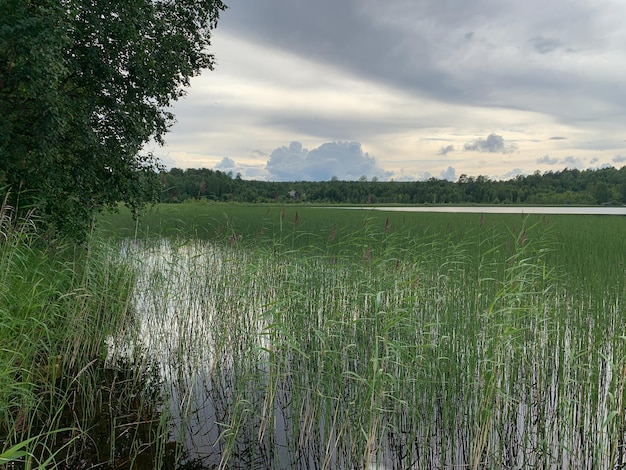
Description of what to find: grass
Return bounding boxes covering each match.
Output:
[0,195,169,469]
[99,202,626,468]
[3,199,624,468]
[100,202,625,289]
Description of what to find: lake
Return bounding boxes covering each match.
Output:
[349,205,626,215]
[108,220,625,468]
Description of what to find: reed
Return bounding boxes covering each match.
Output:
[0,193,163,468]
[105,206,626,468]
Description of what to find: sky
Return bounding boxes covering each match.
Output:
[154,0,626,182]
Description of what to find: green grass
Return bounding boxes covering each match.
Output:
[5,199,623,467]
[99,202,625,288]
[99,202,626,468]
[0,197,167,468]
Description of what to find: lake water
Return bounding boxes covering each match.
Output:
[109,235,624,469]
[348,205,626,215]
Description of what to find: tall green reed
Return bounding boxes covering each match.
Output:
[106,209,625,468]
[0,192,160,468]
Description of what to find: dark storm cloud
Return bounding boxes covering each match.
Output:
[265,141,393,181]
[549,136,567,140]
[217,0,626,125]
[464,134,517,154]
[217,0,474,102]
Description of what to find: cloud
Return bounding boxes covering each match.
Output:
[265,141,393,181]
[437,144,455,155]
[154,153,177,170]
[393,174,416,182]
[464,133,517,154]
[613,155,626,163]
[439,166,456,182]
[537,155,559,165]
[501,168,526,180]
[242,167,269,179]
[395,171,432,182]
[561,156,584,168]
[215,157,237,171]
[538,154,585,169]
[530,36,562,54]
[217,0,626,128]
[162,1,626,180]
[213,157,269,180]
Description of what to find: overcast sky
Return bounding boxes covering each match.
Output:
[155,0,626,181]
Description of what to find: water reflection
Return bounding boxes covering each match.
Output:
[112,241,283,467]
[109,239,625,469]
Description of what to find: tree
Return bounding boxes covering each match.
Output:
[0,0,226,238]
[591,181,611,204]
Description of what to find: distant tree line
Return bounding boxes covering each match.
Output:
[159,166,626,205]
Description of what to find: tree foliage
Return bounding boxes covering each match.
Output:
[157,166,626,206]
[0,0,226,238]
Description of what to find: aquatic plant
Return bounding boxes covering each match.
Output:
[0,192,164,468]
[109,209,626,468]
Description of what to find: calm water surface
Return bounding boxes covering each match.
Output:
[349,205,626,215]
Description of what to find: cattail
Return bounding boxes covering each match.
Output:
[294,211,299,226]
[479,212,484,228]
[281,206,285,221]
[363,245,371,263]
[384,217,390,234]
[329,225,337,242]
[228,232,240,247]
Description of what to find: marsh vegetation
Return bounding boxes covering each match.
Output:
[3,203,626,468]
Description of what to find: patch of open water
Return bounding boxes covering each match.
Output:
[346,205,626,215]
[107,239,624,469]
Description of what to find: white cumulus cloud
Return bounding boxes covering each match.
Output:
[265,141,393,181]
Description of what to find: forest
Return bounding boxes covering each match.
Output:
[159,165,626,205]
